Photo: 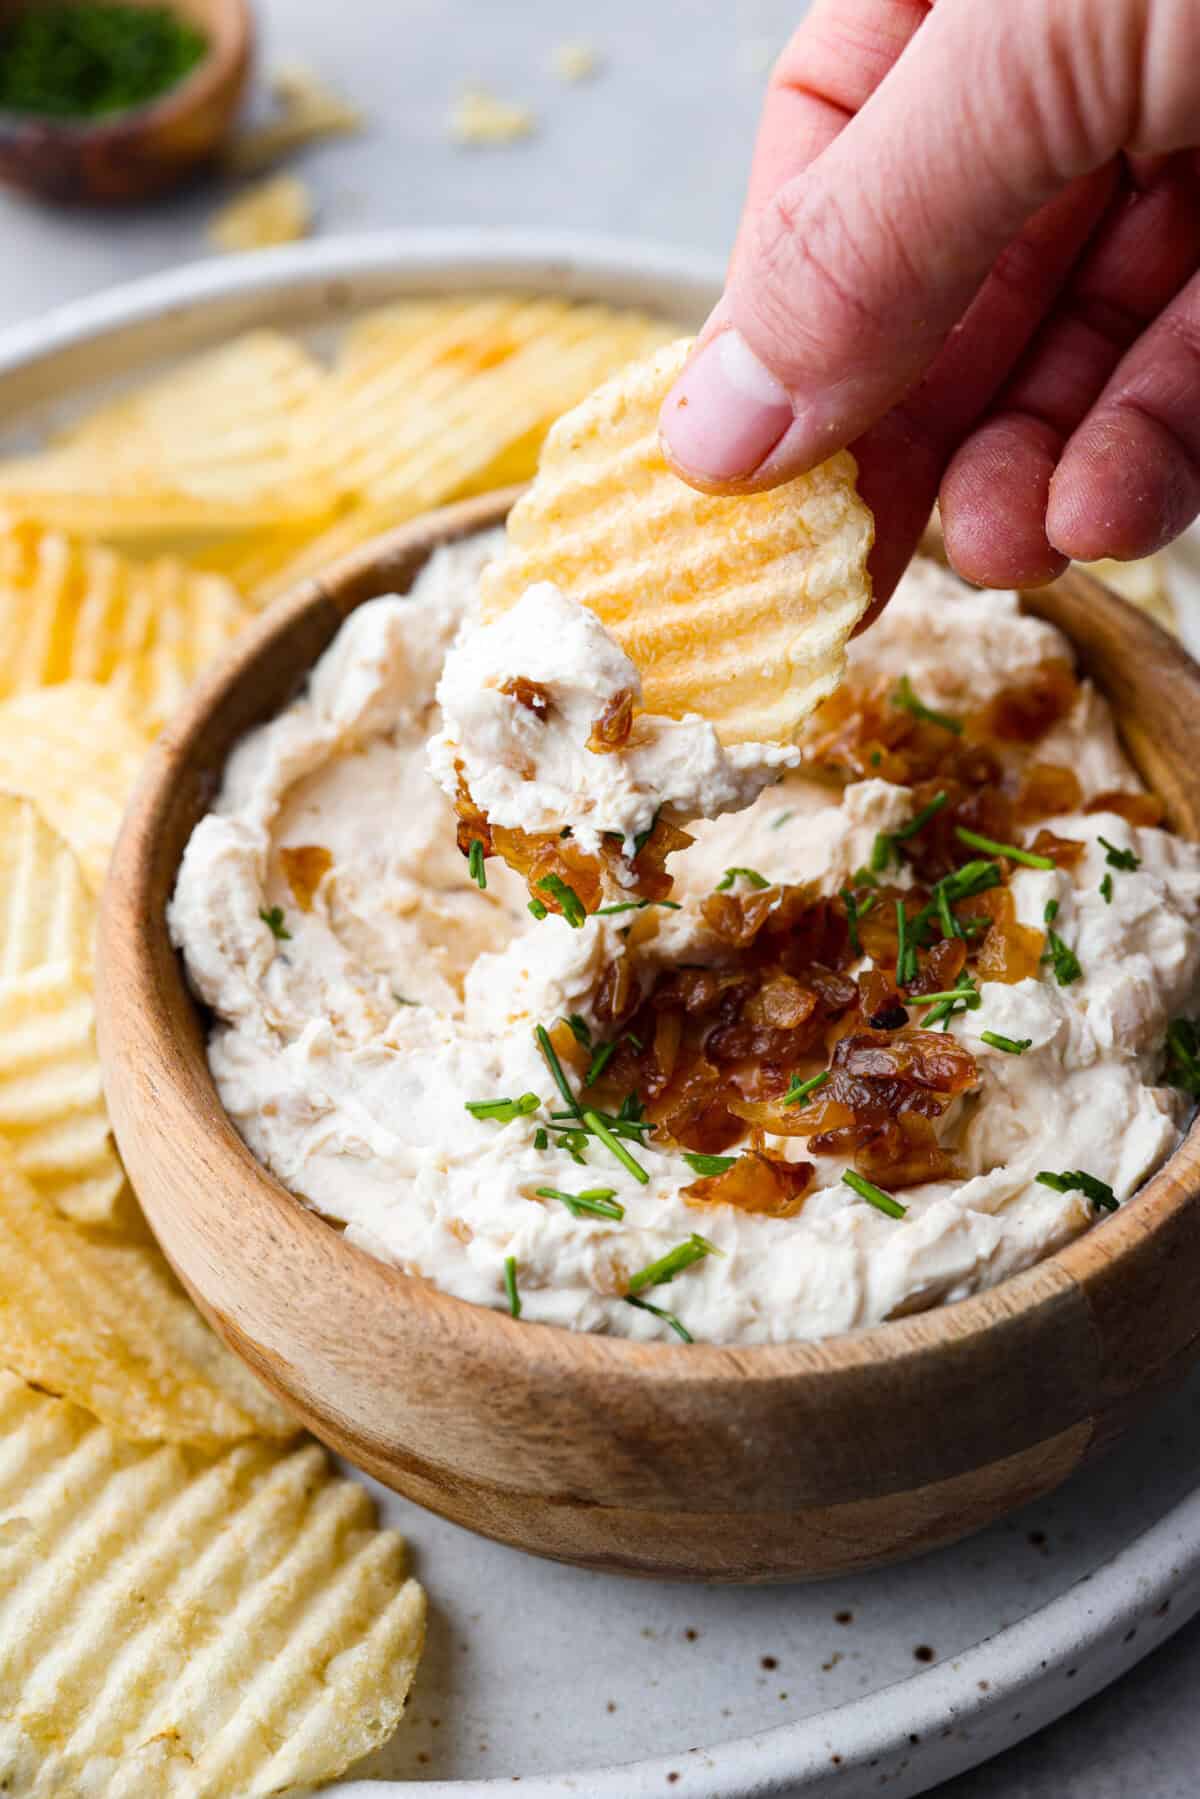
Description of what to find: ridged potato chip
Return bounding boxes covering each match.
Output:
[0,684,150,892]
[231,296,675,606]
[0,794,93,978]
[0,1138,294,1445]
[0,1373,425,1797]
[0,520,251,736]
[0,333,331,549]
[480,337,875,744]
[0,966,128,1228]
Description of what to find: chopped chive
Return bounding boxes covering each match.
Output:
[528,896,549,920]
[536,1023,584,1120]
[1100,871,1114,904]
[584,1108,649,1184]
[626,1233,717,1294]
[562,1013,592,1049]
[1036,1169,1117,1213]
[916,987,982,1007]
[552,1128,590,1165]
[858,891,879,920]
[533,1126,549,1150]
[843,1169,907,1218]
[1044,898,1059,924]
[1166,1018,1200,1097]
[681,1151,738,1177]
[552,1105,653,1141]
[468,838,487,890]
[784,1068,830,1108]
[537,873,587,928]
[851,866,880,890]
[1043,928,1082,987]
[936,883,961,941]
[392,992,418,1007]
[954,826,1055,870]
[259,905,290,940]
[716,866,771,892]
[625,1293,693,1343]
[465,1091,541,1123]
[770,810,795,830]
[504,1256,521,1318]
[894,899,918,987]
[870,831,893,873]
[585,1040,620,1085]
[892,675,963,734]
[1099,835,1140,872]
[895,790,949,841]
[840,887,861,957]
[870,750,883,767]
[981,1030,1032,1055]
[921,974,978,1031]
[535,1185,625,1220]
[595,897,681,915]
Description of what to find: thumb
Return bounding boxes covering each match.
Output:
[660,0,1153,490]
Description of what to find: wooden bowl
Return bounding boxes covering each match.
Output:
[0,0,252,206]
[97,491,1200,1582]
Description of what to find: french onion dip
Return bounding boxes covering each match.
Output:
[169,535,1200,1345]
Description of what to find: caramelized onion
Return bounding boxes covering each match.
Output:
[684,1148,814,1217]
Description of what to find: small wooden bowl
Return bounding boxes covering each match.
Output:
[0,0,252,206]
[97,492,1200,1582]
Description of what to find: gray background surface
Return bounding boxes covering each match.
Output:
[1,3,1197,1794]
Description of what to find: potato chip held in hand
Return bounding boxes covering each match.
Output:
[480,336,875,745]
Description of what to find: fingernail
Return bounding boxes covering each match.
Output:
[659,329,793,482]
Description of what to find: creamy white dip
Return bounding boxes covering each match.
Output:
[169,541,1200,1345]
[429,580,798,859]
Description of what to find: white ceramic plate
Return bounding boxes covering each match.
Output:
[4,230,1200,1799]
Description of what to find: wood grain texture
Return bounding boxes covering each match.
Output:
[96,492,1200,1580]
[0,0,252,206]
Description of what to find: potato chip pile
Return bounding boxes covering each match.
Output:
[0,291,678,1794]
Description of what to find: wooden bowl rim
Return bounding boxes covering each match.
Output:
[99,489,1200,1386]
[0,0,251,140]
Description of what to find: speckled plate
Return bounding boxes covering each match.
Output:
[3,231,1200,1799]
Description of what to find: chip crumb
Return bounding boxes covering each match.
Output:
[226,58,364,176]
[208,173,314,254]
[450,84,537,146]
[550,41,601,82]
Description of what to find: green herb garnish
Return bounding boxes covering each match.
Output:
[1099,835,1140,872]
[468,838,487,890]
[536,1185,625,1220]
[895,899,918,987]
[895,790,949,841]
[563,1014,592,1049]
[892,675,963,735]
[536,1023,583,1120]
[465,1092,541,1123]
[1044,898,1059,923]
[594,898,681,915]
[920,974,979,1031]
[584,1108,649,1184]
[843,1169,907,1218]
[980,1031,1032,1055]
[1036,1169,1118,1213]
[1165,1018,1200,1098]
[1100,872,1114,904]
[536,873,587,928]
[770,810,795,831]
[954,826,1055,870]
[625,1294,693,1343]
[528,897,549,920]
[0,3,208,120]
[627,1233,717,1294]
[716,866,770,892]
[870,831,893,873]
[259,906,291,941]
[632,809,661,857]
[503,1255,521,1318]
[840,888,862,957]
[851,866,880,890]
[533,1127,549,1150]
[1043,928,1082,987]
[681,1151,738,1177]
[784,1069,830,1108]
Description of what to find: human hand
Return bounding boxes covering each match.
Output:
[658,0,1200,604]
